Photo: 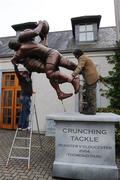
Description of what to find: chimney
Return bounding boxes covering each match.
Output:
[114,0,120,40]
[11,22,37,38]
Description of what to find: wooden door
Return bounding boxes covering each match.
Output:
[0,72,21,129]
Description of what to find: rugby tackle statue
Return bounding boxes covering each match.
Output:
[8,20,80,100]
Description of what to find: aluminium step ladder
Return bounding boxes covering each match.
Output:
[6,93,42,169]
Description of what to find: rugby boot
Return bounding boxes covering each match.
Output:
[72,77,80,94]
[58,92,73,100]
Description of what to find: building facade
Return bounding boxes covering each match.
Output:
[0,15,118,132]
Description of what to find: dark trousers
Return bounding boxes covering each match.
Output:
[82,82,97,115]
[18,95,31,129]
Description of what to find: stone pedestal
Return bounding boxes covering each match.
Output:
[46,118,56,136]
[46,112,120,180]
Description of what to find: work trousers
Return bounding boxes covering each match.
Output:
[18,95,31,129]
[82,82,97,115]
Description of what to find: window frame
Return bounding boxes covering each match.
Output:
[75,23,98,43]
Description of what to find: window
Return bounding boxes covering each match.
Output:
[79,24,94,42]
[1,72,21,129]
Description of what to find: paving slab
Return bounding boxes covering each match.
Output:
[0,129,120,180]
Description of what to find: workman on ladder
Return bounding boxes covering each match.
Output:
[6,68,42,169]
[13,63,33,130]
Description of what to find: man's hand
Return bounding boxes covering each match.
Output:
[11,60,18,68]
[11,59,16,65]
[71,73,76,78]
[38,20,43,25]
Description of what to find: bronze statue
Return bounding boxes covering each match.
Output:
[9,20,80,100]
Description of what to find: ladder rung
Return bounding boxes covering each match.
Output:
[10,156,29,160]
[80,101,87,104]
[13,146,29,150]
[15,137,30,140]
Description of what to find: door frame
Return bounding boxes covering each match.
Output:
[0,71,21,129]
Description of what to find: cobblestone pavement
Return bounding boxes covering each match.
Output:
[0,129,120,180]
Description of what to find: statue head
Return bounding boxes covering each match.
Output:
[8,39,21,51]
[73,49,83,58]
[18,29,35,43]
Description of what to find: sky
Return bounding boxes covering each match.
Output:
[0,0,115,37]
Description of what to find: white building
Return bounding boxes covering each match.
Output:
[0,15,118,132]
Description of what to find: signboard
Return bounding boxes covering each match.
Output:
[56,121,115,165]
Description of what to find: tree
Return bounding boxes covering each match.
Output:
[100,41,120,109]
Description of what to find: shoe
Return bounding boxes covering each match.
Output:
[81,111,96,115]
[22,127,28,131]
[72,77,80,94]
[18,128,22,130]
[27,126,31,130]
[58,92,73,100]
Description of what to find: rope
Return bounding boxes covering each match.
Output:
[61,100,67,112]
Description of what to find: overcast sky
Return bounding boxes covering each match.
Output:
[0,0,115,37]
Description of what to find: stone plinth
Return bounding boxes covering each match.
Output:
[46,112,120,180]
[46,119,56,136]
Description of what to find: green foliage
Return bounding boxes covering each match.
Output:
[116,123,120,150]
[97,107,120,114]
[97,41,120,151]
[99,41,120,109]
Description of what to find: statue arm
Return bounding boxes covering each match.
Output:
[39,20,49,46]
[34,20,44,35]
[40,34,48,46]
[11,55,19,64]
[19,21,44,42]
[11,51,24,64]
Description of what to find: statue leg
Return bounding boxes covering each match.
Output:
[49,79,73,100]
[46,67,80,94]
[59,57,77,71]
[46,51,80,94]
[22,58,46,73]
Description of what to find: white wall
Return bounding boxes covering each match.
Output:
[31,72,76,132]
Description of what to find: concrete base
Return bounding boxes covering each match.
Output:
[47,112,120,180]
[53,161,118,180]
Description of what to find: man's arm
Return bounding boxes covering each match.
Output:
[13,64,22,81]
[72,65,82,77]
[72,58,85,77]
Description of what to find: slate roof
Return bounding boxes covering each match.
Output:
[0,26,117,58]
